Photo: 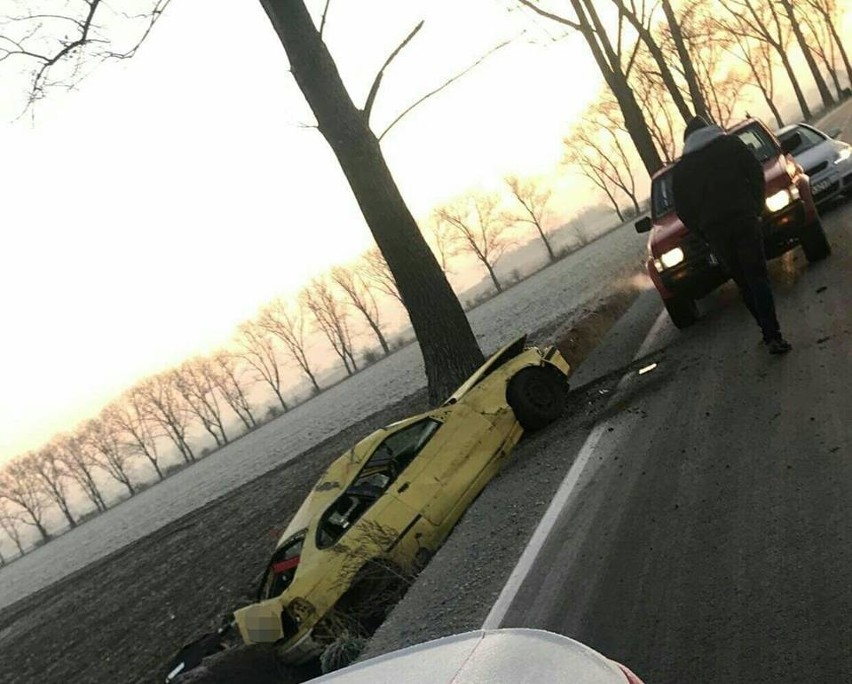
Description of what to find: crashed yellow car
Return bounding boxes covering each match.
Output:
[233,335,570,663]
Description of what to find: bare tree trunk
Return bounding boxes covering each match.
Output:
[576,0,663,175]
[613,0,693,121]
[778,0,834,110]
[662,0,710,120]
[260,0,484,404]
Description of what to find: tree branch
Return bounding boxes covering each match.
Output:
[363,20,424,126]
[378,37,512,142]
[319,0,331,37]
[515,0,583,30]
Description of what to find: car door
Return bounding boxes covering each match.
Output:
[398,404,512,526]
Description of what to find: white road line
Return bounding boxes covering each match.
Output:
[482,306,668,630]
[481,421,609,629]
[634,309,669,360]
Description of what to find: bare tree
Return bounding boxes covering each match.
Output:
[0,0,171,109]
[106,391,165,481]
[360,247,404,307]
[716,0,812,119]
[776,0,835,109]
[0,460,51,543]
[259,0,493,404]
[0,500,26,556]
[210,350,258,430]
[27,447,76,529]
[435,192,513,294]
[505,176,556,261]
[607,0,693,122]
[330,264,390,355]
[235,321,290,411]
[54,433,108,512]
[632,53,680,162]
[516,0,663,174]
[171,359,229,447]
[800,0,852,90]
[135,373,196,463]
[660,0,710,120]
[258,298,321,394]
[727,29,785,128]
[796,2,845,99]
[424,216,458,275]
[564,95,642,220]
[301,278,358,375]
[82,416,137,497]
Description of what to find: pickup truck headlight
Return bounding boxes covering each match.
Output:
[834,147,851,164]
[654,247,685,271]
[766,187,798,213]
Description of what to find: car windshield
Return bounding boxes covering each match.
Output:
[258,533,306,600]
[315,419,441,549]
[778,125,826,156]
[652,123,779,217]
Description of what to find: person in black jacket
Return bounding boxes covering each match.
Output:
[672,116,791,354]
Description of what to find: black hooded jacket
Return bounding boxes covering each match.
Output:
[672,128,765,240]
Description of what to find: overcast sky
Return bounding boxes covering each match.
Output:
[0,0,606,460]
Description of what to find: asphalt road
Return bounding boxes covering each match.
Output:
[500,107,852,682]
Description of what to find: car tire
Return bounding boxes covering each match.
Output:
[800,219,831,262]
[506,366,568,431]
[664,296,698,329]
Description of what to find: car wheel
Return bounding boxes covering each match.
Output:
[664,296,698,329]
[506,366,568,431]
[799,219,831,262]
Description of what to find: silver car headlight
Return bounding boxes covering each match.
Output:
[834,147,851,165]
[766,187,798,213]
[654,247,685,271]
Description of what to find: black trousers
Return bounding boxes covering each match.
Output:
[705,217,782,342]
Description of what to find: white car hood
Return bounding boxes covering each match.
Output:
[311,629,632,683]
[795,139,844,173]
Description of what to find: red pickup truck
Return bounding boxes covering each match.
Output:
[635,118,830,328]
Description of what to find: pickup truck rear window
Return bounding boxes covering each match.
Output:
[652,123,779,218]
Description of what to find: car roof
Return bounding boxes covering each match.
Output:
[311,629,630,683]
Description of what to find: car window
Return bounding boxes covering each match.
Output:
[733,124,777,163]
[778,125,825,156]
[258,533,305,600]
[316,419,441,549]
[652,171,675,218]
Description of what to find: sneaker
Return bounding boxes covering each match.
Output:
[766,337,792,355]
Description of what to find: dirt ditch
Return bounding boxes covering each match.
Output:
[0,284,641,684]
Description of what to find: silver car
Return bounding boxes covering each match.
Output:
[776,122,852,206]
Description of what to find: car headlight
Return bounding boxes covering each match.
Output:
[655,247,685,271]
[766,189,793,213]
[834,147,851,164]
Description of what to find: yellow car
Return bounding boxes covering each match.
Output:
[233,335,570,663]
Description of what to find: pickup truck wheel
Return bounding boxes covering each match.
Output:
[800,219,831,262]
[664,296,699,329]
[507,366,568,431]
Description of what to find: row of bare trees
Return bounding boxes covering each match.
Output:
[0,171,571,559]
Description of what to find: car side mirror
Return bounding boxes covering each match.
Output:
[827,127,842,139]
[634,216,652,234]
[780,132,801,155]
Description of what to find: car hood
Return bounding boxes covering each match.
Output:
[794,140,844,172]
[310,629,636,683]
